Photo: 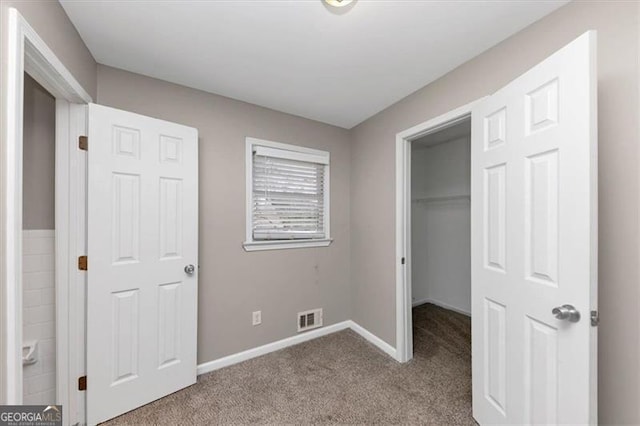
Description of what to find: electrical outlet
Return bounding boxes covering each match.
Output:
[252,311,262,326]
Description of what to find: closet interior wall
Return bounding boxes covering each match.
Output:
[411,124,471,315]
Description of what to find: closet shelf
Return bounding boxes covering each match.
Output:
[412,194,470,204]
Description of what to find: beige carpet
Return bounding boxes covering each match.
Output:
[104,303,473,425]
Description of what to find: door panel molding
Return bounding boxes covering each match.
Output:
[471,31,597,425]
[86,104,198,425]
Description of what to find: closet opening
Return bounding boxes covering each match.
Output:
[410,117,471,386]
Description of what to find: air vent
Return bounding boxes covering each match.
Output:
[297,308,323,332]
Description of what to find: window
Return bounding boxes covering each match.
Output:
[244,138,331,251]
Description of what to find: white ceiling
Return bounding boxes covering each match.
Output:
[60,0,568,129]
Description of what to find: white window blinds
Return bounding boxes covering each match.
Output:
[252,146,328,241]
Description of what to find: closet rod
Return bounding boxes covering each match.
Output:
[412,194,470,204]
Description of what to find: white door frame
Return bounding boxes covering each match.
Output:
[394,99,485,363]
[3,7,91,422]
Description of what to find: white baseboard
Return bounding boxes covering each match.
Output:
[197,320,397,375]
[197,321,351,375]
[412,297,471,317]
[347,320,398,360]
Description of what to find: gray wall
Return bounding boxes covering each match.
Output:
[350,1,639,423]
[96,65,352,363]
[2,1,640,423]
[0,0,96,402]
[22,73,55,230]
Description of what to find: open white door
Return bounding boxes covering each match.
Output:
[87,104,198,425]
[471,32,597,424]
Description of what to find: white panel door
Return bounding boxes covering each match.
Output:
[87,104,198,425]
[471,32,597,425]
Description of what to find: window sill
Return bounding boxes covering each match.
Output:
[243,239,333,252]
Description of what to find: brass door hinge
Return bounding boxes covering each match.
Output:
[78,376,87,391]
[79,136,88,151]
[78,256,88,271]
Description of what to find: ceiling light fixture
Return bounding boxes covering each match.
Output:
[324,0,354,8]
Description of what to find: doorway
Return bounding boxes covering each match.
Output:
[411,118,471,315]
[5,8,91,424]
[5,12,199,425]
[21,73,57,405]
[409,117,473,406]
[394,102,479,364]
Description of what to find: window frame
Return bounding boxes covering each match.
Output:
[244,137,332,251]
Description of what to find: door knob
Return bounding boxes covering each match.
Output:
[552,304,580,322]
[184,264,196,275]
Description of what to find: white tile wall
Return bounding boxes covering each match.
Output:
[22,230,56,405]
